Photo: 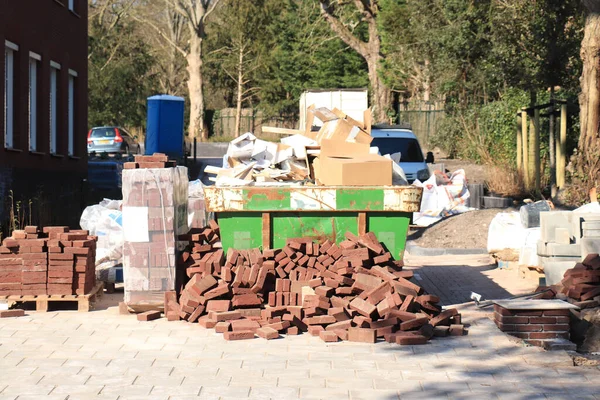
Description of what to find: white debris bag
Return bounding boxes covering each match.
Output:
[412,169,472,227]
[487,211,528,253]
[79,199,123,267]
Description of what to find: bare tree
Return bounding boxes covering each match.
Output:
[318,0,391,122]
[575,0,600,194]
[135,0,220,140]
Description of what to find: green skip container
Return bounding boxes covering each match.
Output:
[204,186,423,261]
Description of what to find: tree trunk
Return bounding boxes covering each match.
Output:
[578,11,600,167]
[367,55,391,123]
[187,34,206,140]
[234,45,244,138]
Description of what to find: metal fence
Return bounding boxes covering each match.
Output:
[397,101,445,149]
[211,108,298,140]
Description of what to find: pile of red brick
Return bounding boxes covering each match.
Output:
[124,153,176,169]
[552,253,600,309]
[0,226,97,296]
[167,222,464,344]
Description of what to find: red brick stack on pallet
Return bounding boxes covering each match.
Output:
[165,222,465,344]
[121,164,188,309]
[124,153,177,170]
[0,226,97,296]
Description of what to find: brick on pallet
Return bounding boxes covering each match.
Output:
[0,309,25,318]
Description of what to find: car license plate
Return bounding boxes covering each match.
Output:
[99,140,111,145]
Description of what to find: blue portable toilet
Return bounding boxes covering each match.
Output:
[146,95,185,157]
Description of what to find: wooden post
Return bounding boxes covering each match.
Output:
[528,109,536,190]
[549,99,556,197]
[521,109,529,187]
[557,104,567,187]
[517,112,523,173]
[262,212,271,250]
[358,212,367,236]
[534,108,541,193]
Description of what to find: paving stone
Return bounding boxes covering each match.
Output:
[99,385,153,397]
[299,387,350,399]
[350,389,400,400]
[198,386,251,398]
[150,386,201,396]
[51,385,105,395]
[0,385,55,396]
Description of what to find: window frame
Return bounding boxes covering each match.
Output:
[68,69,77,156]
[28,52,41,152]
[4,41,18,149]
[50,61,61,155]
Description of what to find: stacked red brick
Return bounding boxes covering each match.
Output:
[124,153,176,169]
[493,305,571,346]
[551,253,600,309]
[0,226,97,295]
[121,164,187,308]
[169,222,465,344]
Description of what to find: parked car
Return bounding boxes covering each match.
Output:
[370,124,431,183]
[87,126,141,154]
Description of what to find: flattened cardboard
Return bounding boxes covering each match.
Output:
[318,154,392,186]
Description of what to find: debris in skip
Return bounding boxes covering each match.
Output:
[204,107,402,187]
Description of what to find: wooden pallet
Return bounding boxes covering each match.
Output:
[0,282,104,312]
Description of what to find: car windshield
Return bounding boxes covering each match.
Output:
[370,137,424,162]
[91,128,116,138]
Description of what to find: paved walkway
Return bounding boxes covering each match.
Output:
[1,255,598,400]
[1,303,599,400]
[404,254,538,306]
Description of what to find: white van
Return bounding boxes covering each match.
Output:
[370,124,431,183]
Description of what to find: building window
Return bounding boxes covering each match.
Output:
[29,52,41,152]
[68,0,75,12]
[68,69,77,156]
[4,41,17,149]
[50,62,61,154]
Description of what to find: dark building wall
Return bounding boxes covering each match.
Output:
[0,0,88,233]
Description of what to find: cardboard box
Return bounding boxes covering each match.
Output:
[321,138,369,157]
[316,119,372,145]
[318,154,392,186]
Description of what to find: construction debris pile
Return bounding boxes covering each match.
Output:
[205,107,401,187]
[0,226,97,296]
[167,221,465,343]
[550,253,600,309]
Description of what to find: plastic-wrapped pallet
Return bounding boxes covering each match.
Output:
[188,179,207,229]
[121,166,188,309]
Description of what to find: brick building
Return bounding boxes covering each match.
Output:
[0,0,88,231]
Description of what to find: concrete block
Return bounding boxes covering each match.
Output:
[543,261,577,285]
[581,238,600,257]
[540,211,573,243]
[539,255,580,266]
[583,228,600,238]
[546,243,581,257]
[555,228,571,245]
[582,221,600,230]
[537,241,549,257]
[572,213,600,243]
[540,338,577,351]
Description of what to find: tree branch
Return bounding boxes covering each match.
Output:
[131,14,188,57]
[318,0,369,57]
